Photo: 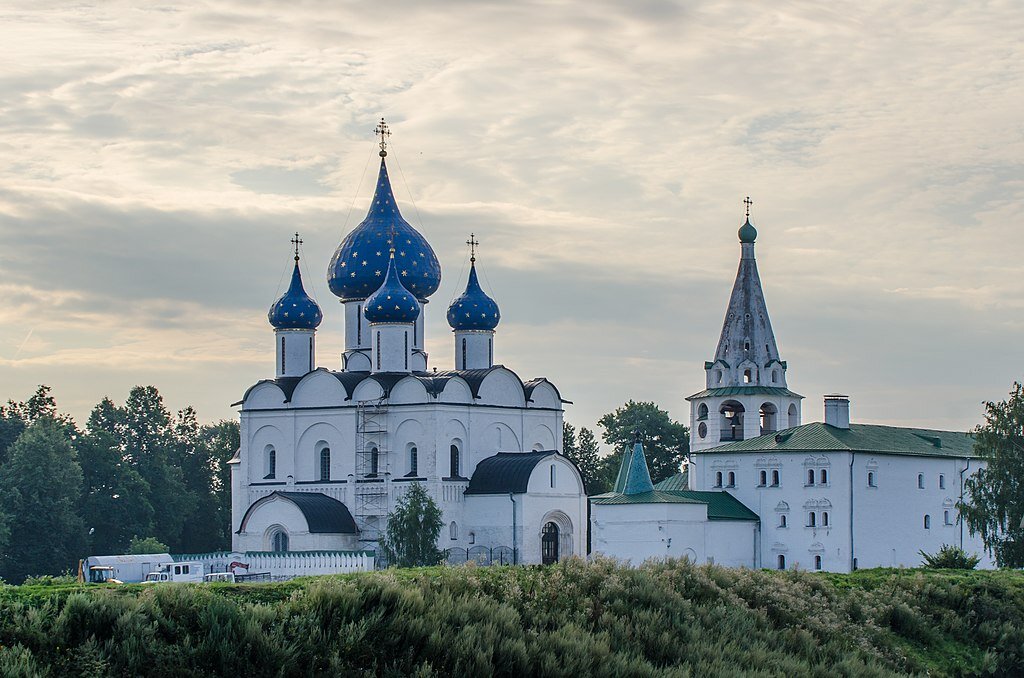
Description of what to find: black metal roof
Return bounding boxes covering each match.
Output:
[239,365,563,407]
[465,450,557,495]
[237,491,358,534]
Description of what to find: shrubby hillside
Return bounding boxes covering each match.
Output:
[0,559,1021,677]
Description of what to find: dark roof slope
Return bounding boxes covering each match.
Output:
[706,422,978,459]
[686,385,803,401]
[465,450,556,495]
[238,491,358,534]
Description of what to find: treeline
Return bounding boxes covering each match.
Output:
[1,559,1022,676]
[0,386,238,583]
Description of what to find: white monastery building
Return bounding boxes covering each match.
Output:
[591,206,993,572]
[230,124,586,565]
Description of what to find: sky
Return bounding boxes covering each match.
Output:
[1,1,1023,446]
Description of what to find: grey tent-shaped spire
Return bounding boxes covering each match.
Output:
[613,439,654,495]
[712,213,787,388]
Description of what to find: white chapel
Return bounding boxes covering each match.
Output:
[229,124,587,565]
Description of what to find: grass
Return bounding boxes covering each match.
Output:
[0,560,1021,676]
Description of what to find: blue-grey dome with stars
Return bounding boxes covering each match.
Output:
[447,263,500,331]
[363,252,421,324]
[269,260,323,330]
[327,158,442,301]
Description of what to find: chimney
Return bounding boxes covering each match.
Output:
[824,394,850,429]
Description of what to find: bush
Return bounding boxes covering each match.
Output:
[919,544,982,569]
[21,573,78,587]
[127,536,169,555]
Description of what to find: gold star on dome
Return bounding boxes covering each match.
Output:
[340,262,347,268]
[375,270,382,276]
[401,270,408,276]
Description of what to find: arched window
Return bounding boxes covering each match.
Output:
[822,511,829,527]
[376,331,381,370]
[265,447,276,479]
[743,369,752,384]
[449,522,458,540]
[714,471,723,487]
[772,370,779,384]
[867,471,876,487]
[759,470,767,486]
[788,403,799,428]
[779,514,787,528]
[716,370,723,384]
[697,403,709,420]
[814,555,822,571]
[917,473,924,489]
[808,511,816,527]
[461,337,467,368]
[550,464,556,488]
[778,554,786,570]
[370,447,379,477]
[727,471,736,488]
[924,514,931,529]
[939,474,945,489]
[450,444,460,478]
[272,530,289,553]
[771,469,780,486]
[944,510,951,525]
[280,336,286,373]
[820,468,828,485]
[720,401,745,441]
[357,305,362,344]
[759,403,777,435]
[319,447,331,481]
[409,446,418,476]
[468,532,475,544]
[807,469,815,486]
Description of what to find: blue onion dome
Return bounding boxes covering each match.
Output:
[738,217,757,243]
[327,157,442,301]
[363,250,421,323]
[447,262,500,331]
[269,258,323,329]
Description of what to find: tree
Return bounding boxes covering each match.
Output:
[127,536,169,555]
[597,401,689,486]
[77,428,155,556]
[380,483,444,568]
[562,422,604,494]
[0,418,86,583]
[961,382,1024,567]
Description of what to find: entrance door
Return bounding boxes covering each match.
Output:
[541,522,559,565]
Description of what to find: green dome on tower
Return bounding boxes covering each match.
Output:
[738,217,757,244]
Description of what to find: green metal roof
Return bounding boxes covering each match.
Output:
[655,471,689,491]
[686,386,803,401]
[590,490,705,505]
[592,473,759,521]
[613,441,655,495]
[704,422,979,459]
[667,490,760,521]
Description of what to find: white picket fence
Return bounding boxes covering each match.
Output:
[176,550,375,579]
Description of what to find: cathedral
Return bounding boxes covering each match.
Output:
[229,124,586,565]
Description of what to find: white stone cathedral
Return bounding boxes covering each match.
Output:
[229,128,586,565]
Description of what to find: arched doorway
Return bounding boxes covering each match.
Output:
[541,522,559,564]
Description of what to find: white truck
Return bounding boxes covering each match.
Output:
[79,553,174,584]
[141,561,205,584]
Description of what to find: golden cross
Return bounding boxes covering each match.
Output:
[466,233,479,263]
[744,196,753,220]
[291,232,303,261]
[374,118,391,157]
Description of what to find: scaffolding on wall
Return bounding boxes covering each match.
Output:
[355,398,389,543]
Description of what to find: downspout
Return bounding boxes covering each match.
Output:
[509,492,517,565]
[959,458,970,550]
[849,452,856,571]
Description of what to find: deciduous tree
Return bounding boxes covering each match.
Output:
[380,482,444,568]
[597,400,689,486]
[962,382,1024,567]
[0,418,85,583]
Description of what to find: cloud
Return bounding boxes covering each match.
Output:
[1,0,1023,432]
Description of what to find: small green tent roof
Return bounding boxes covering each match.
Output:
[613,440,655,495]
[706,422,978,459]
